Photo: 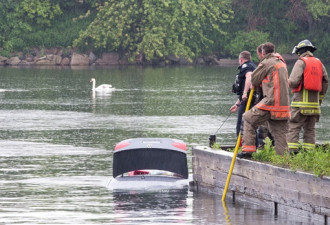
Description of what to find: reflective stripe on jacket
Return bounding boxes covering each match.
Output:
[290,88,321,114]
[251,53,290,120]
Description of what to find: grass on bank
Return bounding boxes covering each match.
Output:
[212,138,330,177]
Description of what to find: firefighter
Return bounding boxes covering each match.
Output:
[288,40,329,153]
[255,44,278,147]
[256,44,263,60]
[230,51,256,137]
[239,42,290,158]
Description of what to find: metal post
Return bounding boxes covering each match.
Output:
[209,135,216,147]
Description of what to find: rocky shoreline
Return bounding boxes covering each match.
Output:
[0,48,298,67]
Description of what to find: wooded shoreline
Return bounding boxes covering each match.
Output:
[0,48,299,67]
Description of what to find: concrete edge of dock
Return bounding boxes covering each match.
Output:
[191,146,330,225]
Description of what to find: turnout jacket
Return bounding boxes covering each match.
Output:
[289,51,328,116]
[251,53,290,120]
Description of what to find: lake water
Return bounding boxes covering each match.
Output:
[0,65,328,224]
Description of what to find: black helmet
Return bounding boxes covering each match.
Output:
[292,39,317,55]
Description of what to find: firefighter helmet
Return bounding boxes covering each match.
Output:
[292,39,317,55]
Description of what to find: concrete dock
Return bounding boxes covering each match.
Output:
[192,146,330,225]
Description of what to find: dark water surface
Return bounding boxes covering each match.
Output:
[0,65,328,224]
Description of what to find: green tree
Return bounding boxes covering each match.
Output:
[73,0,233,61]
[227,30,269,61]
[226,0,329,61]
[0,1,30,54]
[302,0,330,20]
[0,0,97,53]
[18,0,62,26]
[0,0,62,52]
[0,0,328,62]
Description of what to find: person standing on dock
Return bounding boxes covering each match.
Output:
[287,40,329,153]
[230,51,256,137]
[239,42,290,158]
[255,44,276,148]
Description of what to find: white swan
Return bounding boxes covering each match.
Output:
[90,78,115,92]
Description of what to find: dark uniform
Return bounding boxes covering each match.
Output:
[232,61,256,136]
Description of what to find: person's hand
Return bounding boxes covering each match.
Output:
[242,92,247,101]
[230,104,239,113]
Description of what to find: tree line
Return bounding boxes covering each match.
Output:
[0,0,329,63]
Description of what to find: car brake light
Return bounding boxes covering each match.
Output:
[172,142,187,151]
[114,141,130,151]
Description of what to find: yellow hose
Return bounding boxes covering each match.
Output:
[222,200,232,225]
[222,88,255,202]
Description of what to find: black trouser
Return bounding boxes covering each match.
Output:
[236,100,247,137]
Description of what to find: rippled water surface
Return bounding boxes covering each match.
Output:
[0,65,328,224]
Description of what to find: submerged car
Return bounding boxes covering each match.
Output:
[108,138,189,190]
